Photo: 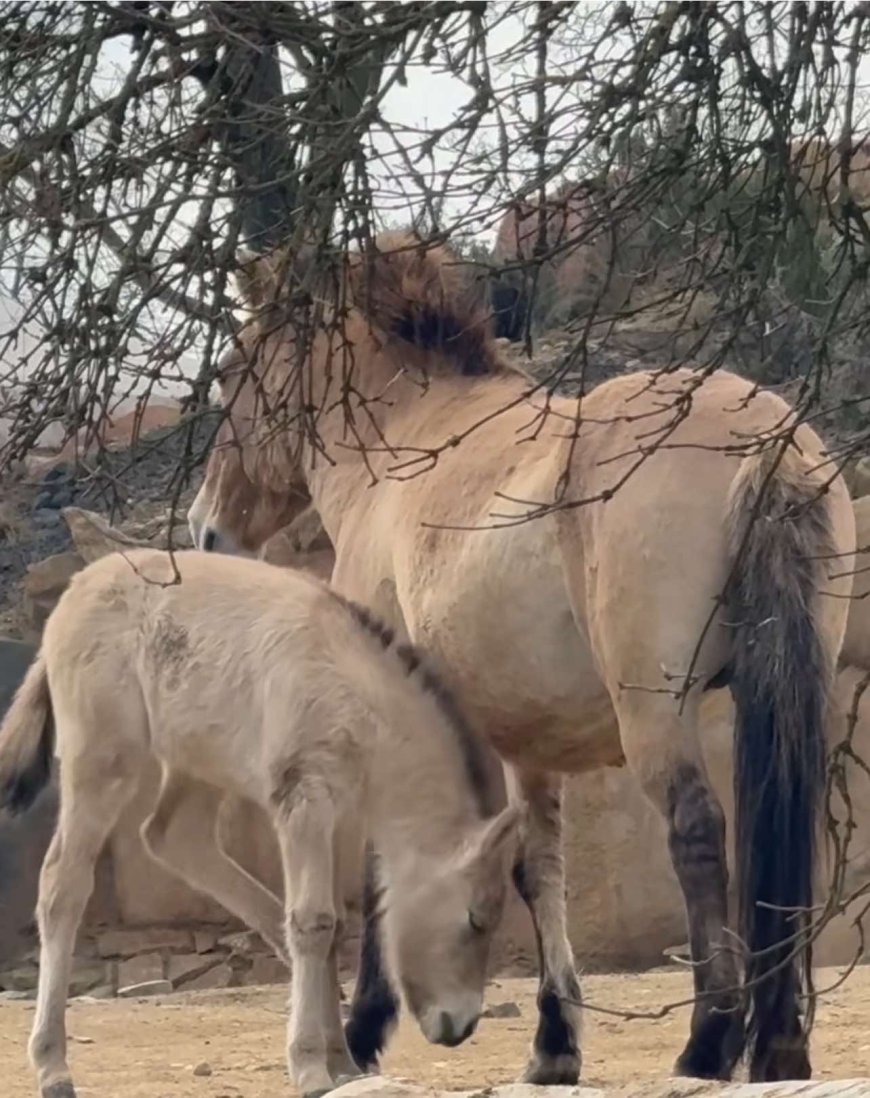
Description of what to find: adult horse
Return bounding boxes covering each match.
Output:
[188,232,856,1084]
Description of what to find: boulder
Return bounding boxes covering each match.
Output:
[327,1077,870,1098]
[62,506,149,563]
[23,551,85,632]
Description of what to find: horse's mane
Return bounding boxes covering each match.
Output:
[235,229,505,378]
[333,592,497,818]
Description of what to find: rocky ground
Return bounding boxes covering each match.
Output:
[4,970,870,1098]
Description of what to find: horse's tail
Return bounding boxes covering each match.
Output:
[727,444,838,1077]
[0,652,54,815]
[346,230,500,376]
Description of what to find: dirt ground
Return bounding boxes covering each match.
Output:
[4,968,870,1097]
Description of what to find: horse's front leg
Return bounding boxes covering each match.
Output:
[274,789,341,1098]
[510,767,582,1086]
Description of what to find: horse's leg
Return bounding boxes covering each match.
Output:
[615,692,743,1080]
[30,762,137,1098]
[510,767,582,1087]
[273,785,339,1098]
[141,768,288,965]
[325,931,361,1082]
[344,844,400,1071]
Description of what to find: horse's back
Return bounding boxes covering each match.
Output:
[41,550,341,800]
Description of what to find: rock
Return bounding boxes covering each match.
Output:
[61,507,148,564]
[117,979,172,998]
[481,1000,521,1019]
[192,1061,213,1077]
[0,988,34,1000]
[23,551,85,630]
[168,952,225,989]
[217,929,268,956]
[73,985,115,1001]
[849,455,870,500]
[0,962,38,992]
[193,930,221,954]
[117,952,164,988]
[326,1077,870,1098]
[69,959,111,997]
[180,962,234,991]
[97,926,194,958]
[246,954,289,986]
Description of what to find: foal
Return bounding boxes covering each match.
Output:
[0,549,516,1098]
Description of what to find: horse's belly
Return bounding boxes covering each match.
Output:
[144,695,267,804]
[412,588,619,773]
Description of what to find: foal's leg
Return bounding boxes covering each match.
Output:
[325,930,361,1082]
[345,845,400,1071]
[274,786,340,1098]
[30,766,137,1098]
[616,693,743,1080]
[511,767,582,1086]
[141,768,288,965]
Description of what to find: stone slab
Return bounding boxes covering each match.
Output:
[327,1077,870,1098]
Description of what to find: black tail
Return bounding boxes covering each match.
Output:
[727,446,839,1081]
[0,653,54,815]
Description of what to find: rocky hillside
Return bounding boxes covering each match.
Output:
[0,410,220,639]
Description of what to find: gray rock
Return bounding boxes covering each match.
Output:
[116,979,172,998]
[481,1000,521,1019]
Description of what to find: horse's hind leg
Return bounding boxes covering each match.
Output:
[616,693,743,1080]
[510,768,582,1087]
[344,845,400,1071]
[141,768,288,965]
[30,759,137,1098]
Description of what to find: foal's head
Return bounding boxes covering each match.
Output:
[382,804,518,1047]
[188,330,310,555]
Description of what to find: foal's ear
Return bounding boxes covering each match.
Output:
[471,804,520,865]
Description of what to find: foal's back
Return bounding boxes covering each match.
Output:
[43,549,350,803]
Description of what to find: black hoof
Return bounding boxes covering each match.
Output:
[674,1047,733,1081]
[750,1046,811,1082]
[674,1012,744,1081]
[42,1083,77,1098]
[520,1053,581,1086]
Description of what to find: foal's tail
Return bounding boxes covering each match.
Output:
[0,653,54,815]
[727,445,838,1078]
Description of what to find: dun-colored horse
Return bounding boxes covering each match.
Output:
[0,549,516,1098]
[188,231,856,1084]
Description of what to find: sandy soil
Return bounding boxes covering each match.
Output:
[4,968,870,1097]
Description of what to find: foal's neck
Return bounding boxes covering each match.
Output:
[340,621,487,869]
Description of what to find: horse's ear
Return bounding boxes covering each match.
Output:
[470,805,520,866]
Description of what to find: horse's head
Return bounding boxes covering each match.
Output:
[189,325,311,556]
[382,805,517,1047]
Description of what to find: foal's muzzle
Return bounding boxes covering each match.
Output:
[431,1012,478,1047]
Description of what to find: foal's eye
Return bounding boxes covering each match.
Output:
[468,910,486,935]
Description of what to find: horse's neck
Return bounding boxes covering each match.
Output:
[343,644,482,864]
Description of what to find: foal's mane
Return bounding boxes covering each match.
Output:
[235,230,506,380]
[333,593,496,818]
